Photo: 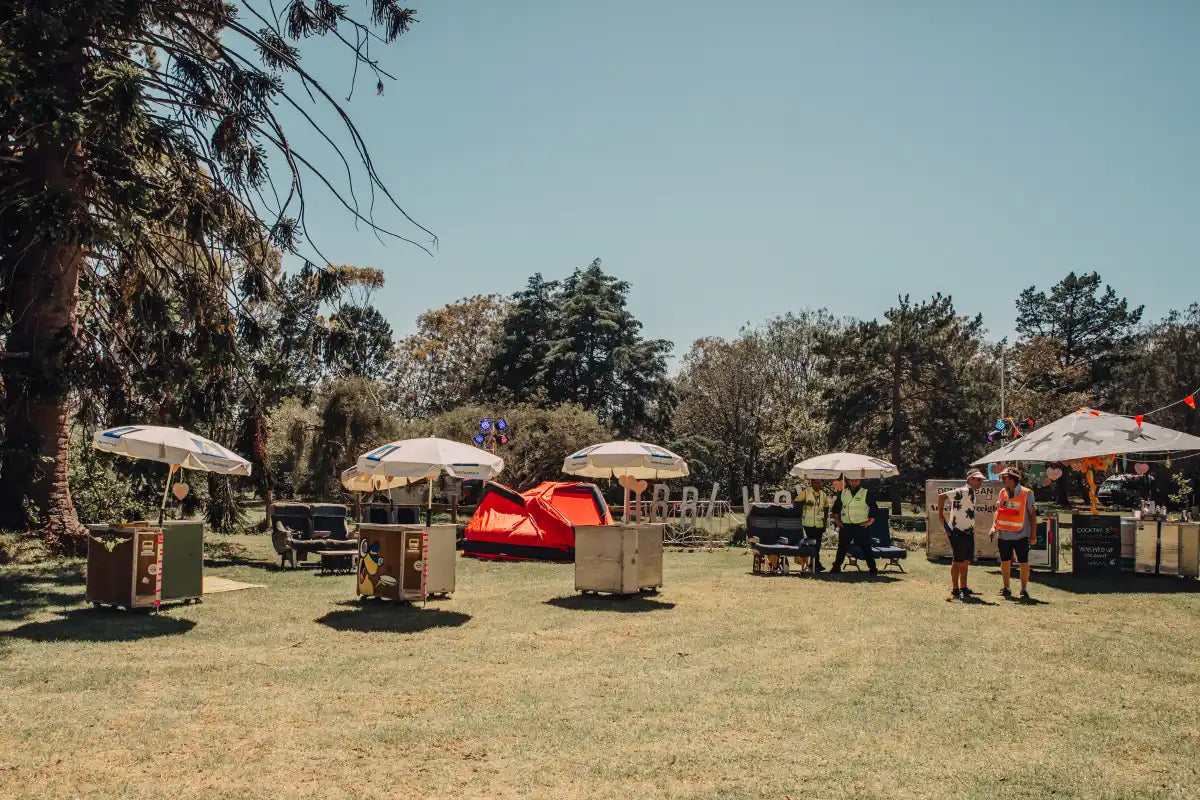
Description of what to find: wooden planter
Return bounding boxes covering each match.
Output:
[574,524,664,595]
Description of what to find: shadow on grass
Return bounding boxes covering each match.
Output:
[957,595,1000,606]
[316,601,471,633]
[0,567,84,622]
[544,593,676,612]
[6,607,196,642]
[807,571,904,584]
[984,569,1200,595]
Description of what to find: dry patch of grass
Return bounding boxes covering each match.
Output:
[2,536,1199,799]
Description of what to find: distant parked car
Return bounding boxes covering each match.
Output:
[1097,474,1153,508]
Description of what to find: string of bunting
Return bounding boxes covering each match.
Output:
[1128,386,1199,427]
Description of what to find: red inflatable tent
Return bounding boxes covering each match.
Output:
[463,481,612,560]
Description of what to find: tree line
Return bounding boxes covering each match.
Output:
[79,256,1200,536]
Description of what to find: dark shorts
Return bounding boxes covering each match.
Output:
[998,537,1030,564]
[948,529,974,562]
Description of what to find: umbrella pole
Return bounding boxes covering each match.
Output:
[426,478,433,528]
[159,464,178,526]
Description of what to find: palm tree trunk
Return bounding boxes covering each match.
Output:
[0,240,85,552]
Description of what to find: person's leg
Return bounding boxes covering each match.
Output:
[998,538,1013,593]
[831,527,851,571]
[853,525,878,573]
[1017,539,1031,593]
[961,534,975,594]
[805,526,826,571]
[949,533,965,591]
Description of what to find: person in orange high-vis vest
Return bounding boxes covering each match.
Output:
[989,467,1037,600]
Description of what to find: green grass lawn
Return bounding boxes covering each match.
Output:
[2,534,1199,799]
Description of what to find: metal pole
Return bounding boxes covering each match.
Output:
[158,465,177,525]
[1000,343,1006,421]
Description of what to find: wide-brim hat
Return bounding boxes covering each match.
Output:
[966,469,986,481]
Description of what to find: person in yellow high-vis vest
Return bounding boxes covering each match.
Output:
[989,467,1038,600]
[793,478,830,573]
[830,476,879,574]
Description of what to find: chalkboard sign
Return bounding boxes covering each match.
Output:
[1072,514,1121,575]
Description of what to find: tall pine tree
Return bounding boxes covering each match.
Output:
[486,260,672,438]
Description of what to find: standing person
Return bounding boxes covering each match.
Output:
[830,476,879,575]
[938,469,985,601]
[794,479,830,573]
[989,467,1037,600]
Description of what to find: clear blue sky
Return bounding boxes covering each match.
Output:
[282,0,1200,358]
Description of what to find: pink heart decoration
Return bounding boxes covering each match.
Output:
[1134,463,1149,476]
[1046,467,1063,481]
[172,482,190,500]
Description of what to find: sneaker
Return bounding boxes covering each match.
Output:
[961,586,976,596]
[948,589,962,602]
[1020,588,1030,600]
[815,564,826,573]
[1000,587,1012,598]
[829,567,842,574]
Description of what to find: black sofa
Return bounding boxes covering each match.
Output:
[747,503,823,575]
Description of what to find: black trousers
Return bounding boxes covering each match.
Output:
[833,524,877,572]
[803,526,826,567]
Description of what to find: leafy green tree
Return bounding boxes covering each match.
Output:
[326,303,395,380]
[486,260,672,438]
[485,275,561,400]
[673,335,773,496]
[1,1,429,545]
[1015,271,1144,404]
[305,377,400,499]
[825,294,988,512]
[672,311,842,499]
[394,295,510,419]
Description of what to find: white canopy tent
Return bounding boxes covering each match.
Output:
[972,409,1200,465]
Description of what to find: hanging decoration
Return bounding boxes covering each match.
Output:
[986,417,1035,443]
[1063,455,1118,515]
[1134,462,1150,476]
[1125,386,1200,425]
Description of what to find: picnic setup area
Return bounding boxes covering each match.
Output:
[2,528,1198,800]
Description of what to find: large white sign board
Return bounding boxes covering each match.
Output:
[925,480,1003,560]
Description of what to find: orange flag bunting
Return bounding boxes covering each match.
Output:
[1134,414,1144,427]
[1186,395,1196,409]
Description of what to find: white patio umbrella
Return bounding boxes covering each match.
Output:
[562,441,689,480]
[563,441,689,520]
[972,408,1200,465]
[93,425,252,524]
[790,452,899,480]
[356,437,504,524]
